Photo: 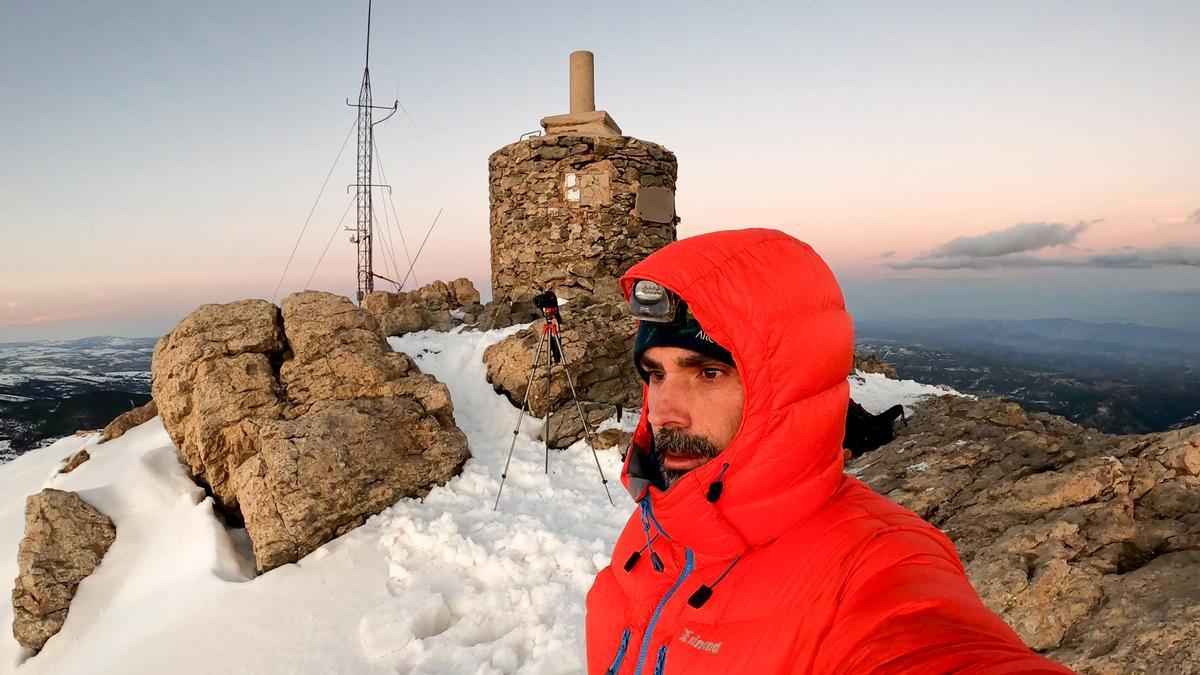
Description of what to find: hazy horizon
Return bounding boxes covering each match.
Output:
[2,1,1197,341]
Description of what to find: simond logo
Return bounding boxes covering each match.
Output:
[679,628,722,654]
[694,328,716,345]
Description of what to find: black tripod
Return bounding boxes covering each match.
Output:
[494,293,615,510]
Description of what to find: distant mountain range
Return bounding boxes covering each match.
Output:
[0,336,156,457]
[856,317,1200,434]
[2,320,1198,462]
[857,317,1200,373]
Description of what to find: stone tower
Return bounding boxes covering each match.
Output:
[488,51,679,304]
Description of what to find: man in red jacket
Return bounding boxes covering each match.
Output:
[585,229,1071,674]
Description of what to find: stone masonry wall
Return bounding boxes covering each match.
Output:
[488,134,678,304]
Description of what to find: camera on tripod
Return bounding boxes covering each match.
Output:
[493,287,614,510]
[532,290,561,318]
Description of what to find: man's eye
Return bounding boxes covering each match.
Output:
[647,371,665,382]
[701,368,722,380]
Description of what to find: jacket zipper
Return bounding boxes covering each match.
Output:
[633,500,694,675]
[653,645,668,675]
[606,628,631,675]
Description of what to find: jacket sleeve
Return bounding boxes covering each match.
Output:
[812,526,1076,675]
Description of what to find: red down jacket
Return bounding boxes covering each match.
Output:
[585,229,1071,674]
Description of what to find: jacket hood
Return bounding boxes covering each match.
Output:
[619,228,853,557]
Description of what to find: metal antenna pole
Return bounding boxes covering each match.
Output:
[347,0,397,304]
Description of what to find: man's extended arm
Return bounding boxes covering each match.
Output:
[812,526,1074,674]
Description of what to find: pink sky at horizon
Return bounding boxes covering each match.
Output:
[2,1,1198,340]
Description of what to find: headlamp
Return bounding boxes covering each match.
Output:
[628,279,685,324]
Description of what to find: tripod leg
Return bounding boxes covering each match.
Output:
[494,328,549,510]
[542,336,554,474]
[553,332,616,507]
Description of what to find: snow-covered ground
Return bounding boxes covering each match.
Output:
[0,325,958,674]
[850,371,969,416]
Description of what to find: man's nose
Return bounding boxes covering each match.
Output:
[647,378,691,430]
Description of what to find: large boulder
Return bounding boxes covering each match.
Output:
[482,294,640,447]
[11,489,116,651]
[152,300,285,514]
[362,278,484,337]
[233,397,468,571]
[151,291,470,572]
[848,395,1200,673]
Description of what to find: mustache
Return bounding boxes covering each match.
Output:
[654,427,720,459]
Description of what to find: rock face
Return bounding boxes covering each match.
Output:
[482,294,641,446]
[852,352,897,379]
[362,278,484,338]
[99,399,158,443]
[11,489,116,651]
[848,395,1200,673]
[152,291,470,572]
[488,134,677,304]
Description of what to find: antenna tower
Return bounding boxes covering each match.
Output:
[347,0,397,303]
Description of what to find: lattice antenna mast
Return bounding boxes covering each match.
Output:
[347,0,397,303]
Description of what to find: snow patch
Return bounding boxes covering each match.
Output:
[849,370,967,416]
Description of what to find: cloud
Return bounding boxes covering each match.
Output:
[918,221,1096,260]
[1088,245,1200,268]
[879,250,896,259]
[1189,209,1200,227]
[887,245,1200,270]
[879,276,997,283]
[1140,288,1200,298]
[888,254,1058,270]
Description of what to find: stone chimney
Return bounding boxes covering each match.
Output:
[540,50,623,138]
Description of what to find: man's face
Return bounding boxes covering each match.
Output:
[640,346,745,489]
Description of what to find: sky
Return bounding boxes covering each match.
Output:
[1,0,1198,341]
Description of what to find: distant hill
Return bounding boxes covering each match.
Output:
[856,317,1200,434]
[856,317,1200,374]
[0,336,156,457]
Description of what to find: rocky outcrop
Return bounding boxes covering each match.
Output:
[11,489,116,651]
[852,352,897,379]
[475,297,542,332]
[99,399,159,443]
[590,428,633,452]
[362,278,484,337]
[482,294,640,447]
[152,291,470,572]
[545,404,617,450]
[58,450,90,474]
[848,396,1200,673]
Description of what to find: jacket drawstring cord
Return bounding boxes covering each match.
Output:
[687,554,742,609]
[706,463,731,502]
[638,497,665,572]
[623,534,661,572]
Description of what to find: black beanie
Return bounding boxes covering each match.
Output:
[633,317,735,383]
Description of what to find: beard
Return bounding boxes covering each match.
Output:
[654,427,722,489]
